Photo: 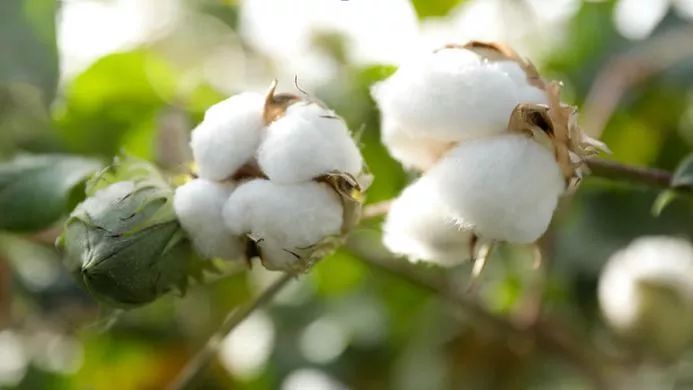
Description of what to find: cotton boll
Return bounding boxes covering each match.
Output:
[383,177,472,266]
[174,179,243,260]
[258,102,363,183]
[190,92,265,180]
[380,117,454,171]
[372,47,537,144]
[428,134,565,243]
[222,179,343,271]
[598,236,693,357]
[490,61,547,104]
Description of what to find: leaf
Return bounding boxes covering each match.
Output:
[0,154,101,231]
[671,153,693,189]
[411,0,465,19]
[0,0,58,102]
[651,189,678,217]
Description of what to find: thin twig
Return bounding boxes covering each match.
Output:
[168,272,294,390]
[585,157,673,189]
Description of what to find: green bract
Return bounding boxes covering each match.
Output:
[57,158,202,308]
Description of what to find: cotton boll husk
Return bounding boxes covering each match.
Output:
[190,92,265,180]
[173,179,243,260]
[371,48,546,144]
[222,179,343,270]
[598,236,693,356]
[427,134,565,244]
[258,102,363,183]
[380,116,454,171]
[383,177,472,266]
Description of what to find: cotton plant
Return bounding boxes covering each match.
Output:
[374,41,608,266]
[599,236,693,359]
[175,81,368,273]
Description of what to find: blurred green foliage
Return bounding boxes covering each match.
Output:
[0,0,692,389]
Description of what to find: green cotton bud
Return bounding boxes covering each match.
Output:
[57,158,200,308]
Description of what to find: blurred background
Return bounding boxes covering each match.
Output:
[1,0,693,388]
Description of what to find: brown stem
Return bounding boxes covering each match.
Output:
[585,157,673,189]
[168,272,294,390]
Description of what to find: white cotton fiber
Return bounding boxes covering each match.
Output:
[427,133,565,244]
[222,179,343,270]
[173,179,243,260]
[383,177,472,266]
[257,102,363,183]
[380,116,454,171]
[190,92,265,180]
[598,236,693,334]
[371,47,544,146]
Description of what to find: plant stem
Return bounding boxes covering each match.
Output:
[585,157,673,189]
[168,272,294,390]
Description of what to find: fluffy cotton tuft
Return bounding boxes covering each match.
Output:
[258,102,363,183]
[427,133,565,244]
[173,179,243,260]
[222,179,343,270]
[383,177,472,266]
[190,92,265,180]
[598,236,693,335]
[379,117,454,171]
[371,48,547,148]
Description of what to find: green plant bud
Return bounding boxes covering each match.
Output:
[57,158,205,308]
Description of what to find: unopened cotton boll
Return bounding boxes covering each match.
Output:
[190,92,265,180]
[222,179,343,271]
[427,133,565,244]
[598,236,693,357]
[173,179,243,260]
[371,47,547,146]
[383,177,472,266]
[258,102,363,183]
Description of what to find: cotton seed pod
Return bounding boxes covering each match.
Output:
[257,91,363,184]
[598,236,693,359]
[58,175,193,308]
[173,178,244,261]
[427,133,565,244]
[383,176,472,266]
[371,42,548,169]
[190,92,265,180]
[222,179,344,272]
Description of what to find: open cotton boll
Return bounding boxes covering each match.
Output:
[173,179,243,260]
[428,133,565,244]
[371,47,544,144]
[383,177,472,266]
[190,92,265,180]
[380,117,454,171]
[258,102,362,183]
[598,236,693,356]
[222,179,343,270]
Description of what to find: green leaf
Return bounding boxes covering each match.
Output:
[54,51,177,158]
[0,0,58,102]
[0,154,101,231]
[671,153,693,189]
[411,0,465,19]
[651,189,678,217]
